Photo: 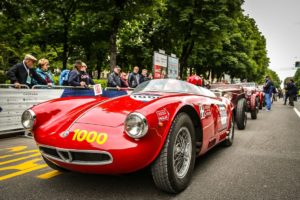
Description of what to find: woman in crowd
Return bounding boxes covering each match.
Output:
[35,58,54,85]
[79,62,94,86]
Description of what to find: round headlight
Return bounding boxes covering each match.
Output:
[124,113,148,139]
[21,109,36,129]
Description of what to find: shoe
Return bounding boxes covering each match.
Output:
[266,109,270,111]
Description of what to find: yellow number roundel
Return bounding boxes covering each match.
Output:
[72,129,108,145]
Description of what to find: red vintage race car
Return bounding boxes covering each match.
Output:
[21,79,234,193]
[209,83,247,130]
[238,82,263,119]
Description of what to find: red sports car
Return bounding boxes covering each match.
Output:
[21,79,234,193]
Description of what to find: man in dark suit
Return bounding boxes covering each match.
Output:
[107,65,122,89]
[7,54,47,88]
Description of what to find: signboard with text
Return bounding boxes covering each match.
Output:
[153,52,168,79]
[167,56,179,79]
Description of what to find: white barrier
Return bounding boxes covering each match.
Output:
[0,85,67,135]
[0,85,132,135]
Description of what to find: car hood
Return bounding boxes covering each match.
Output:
[74,94,155,127]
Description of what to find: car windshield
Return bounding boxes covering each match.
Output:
[210,84,242,90]
[239,82,256,88]
[132,79,216,97]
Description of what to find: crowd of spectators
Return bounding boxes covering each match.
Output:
[6,54,95,88]
[107,65,152,89]
[6,54,153,90]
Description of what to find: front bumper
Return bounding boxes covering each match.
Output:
[35,122,164,174]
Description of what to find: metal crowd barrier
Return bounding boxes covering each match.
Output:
[0,84,134,135]
[0,84,30,89]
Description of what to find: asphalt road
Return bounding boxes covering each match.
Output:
[0,100,299,200]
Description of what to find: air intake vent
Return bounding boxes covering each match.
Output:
[39,145,113,165]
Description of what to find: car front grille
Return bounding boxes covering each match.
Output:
[39,145,113,165]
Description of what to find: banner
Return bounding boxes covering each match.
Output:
[167,56,179,79]
[153,52,167,79]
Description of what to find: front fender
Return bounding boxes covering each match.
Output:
[31,96,108,135]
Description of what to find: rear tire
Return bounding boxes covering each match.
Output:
[235,98,247,130]
[151,113,196,194]
[42,156,69,172]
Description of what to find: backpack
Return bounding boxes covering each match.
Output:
[59,69,70,86]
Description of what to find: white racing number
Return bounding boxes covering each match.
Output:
[218,104,227,130]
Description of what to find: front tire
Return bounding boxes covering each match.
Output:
[259,96,263,109]
[235,98,247,130]
[251,97,259,119]
[151,113,196,193]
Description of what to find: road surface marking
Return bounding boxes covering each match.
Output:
[294,107,300,118]
[37,170,62,179]
[0,153,40,166]
[0,150,39,159]
[0,158,47,181]
[6,146,28,152]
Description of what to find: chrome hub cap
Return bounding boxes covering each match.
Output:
[173,127,192,179]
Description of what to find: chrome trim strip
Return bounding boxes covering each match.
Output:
[38,144,113,166]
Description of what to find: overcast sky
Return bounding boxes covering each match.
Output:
[243,0,300,82]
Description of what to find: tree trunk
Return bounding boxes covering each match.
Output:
[62,19,69,70]
[97,61,102,79]
[109,31,118,72]
[179,40,195,78]
[109,0,125,72]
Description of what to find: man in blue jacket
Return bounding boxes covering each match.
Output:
[68,60,86,87]
[263,76,273,111]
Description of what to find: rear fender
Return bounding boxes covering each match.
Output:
[250,95,257,111]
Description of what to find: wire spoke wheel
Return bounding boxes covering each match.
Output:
[151,113,196,193]
[173,127,192,179]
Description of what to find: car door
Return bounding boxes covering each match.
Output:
[197,96,223,150]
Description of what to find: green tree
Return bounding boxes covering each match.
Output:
[293,68,300,88]
[266,69,281,88]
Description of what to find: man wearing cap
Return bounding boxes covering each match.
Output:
[7,54,48,88]
[107,65,122,89]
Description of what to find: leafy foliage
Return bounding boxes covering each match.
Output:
[293,68,300,88]
[0,0,271,83]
